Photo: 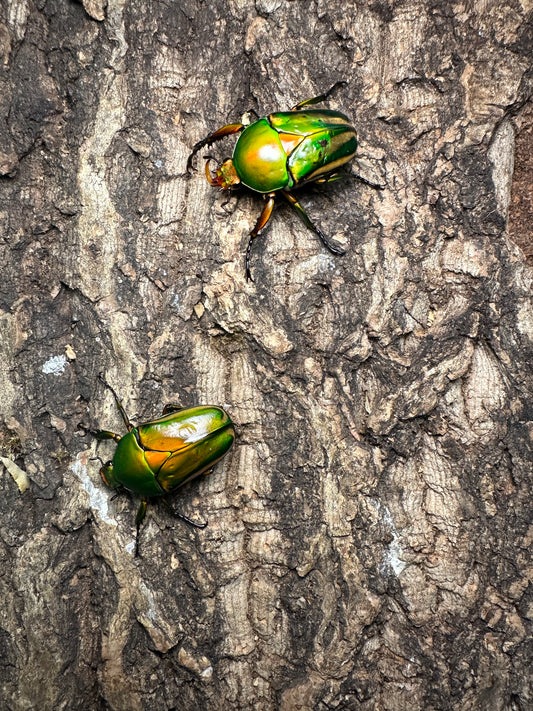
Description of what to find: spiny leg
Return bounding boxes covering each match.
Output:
[353,173,386,190]
[246,193,276,281]
[282,190,345,256]
[187,123,244,173]
[98,374,133,431]
[81,420,122,442]
[161,498,207,529]
[292,80,347,110]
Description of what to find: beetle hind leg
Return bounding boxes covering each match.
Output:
[134,499,148,557]
[282,191,346,256]
[353,173,386,190]
[162,498,207,530]
[292,80,347,110]
[316,170,385,191]
[162,403,185,415]
[246,193,276,281]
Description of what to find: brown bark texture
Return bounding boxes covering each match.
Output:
[0,1,532,710]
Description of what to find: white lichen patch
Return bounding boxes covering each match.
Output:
[71,452,116,527]
[42,354,68,375]
[381,505,408,576]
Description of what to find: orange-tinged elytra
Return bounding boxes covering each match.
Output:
[102,406,235,497]
[278,132,305,155]
[96,395,235,554]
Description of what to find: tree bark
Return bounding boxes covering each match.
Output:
[0,1,532,709]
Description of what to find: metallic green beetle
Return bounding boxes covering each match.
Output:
[95,379,235,555]
[187,81,358,280]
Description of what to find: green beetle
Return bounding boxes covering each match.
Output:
[187,81,359,280]
[95,378,235,555]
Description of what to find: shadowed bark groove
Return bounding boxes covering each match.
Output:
[0,1,531,710]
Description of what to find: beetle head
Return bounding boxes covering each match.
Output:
[100,462,121,489]
[205,157,240,190]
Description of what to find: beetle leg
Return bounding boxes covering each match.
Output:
[95,430,121,442]
[221,187,239,213]
[161,403,185,415]
[246,193,276,281]
[99,374,133,431]
[352,173,386,190]
[111,399,132,431]
[282,190,346,256]
[244,107,260,121]
[292,80,347,110]
[162,498,207,529]
[187,123,244,173]
[134,499,148,557]
[315,171,385,190]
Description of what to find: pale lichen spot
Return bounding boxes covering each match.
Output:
[42,354,68,376]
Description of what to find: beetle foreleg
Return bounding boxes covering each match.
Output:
[282,191,346,256]
[246,193,276,281]
[187,123,244,173]
[292,80,347,110]
[221,188,238,213]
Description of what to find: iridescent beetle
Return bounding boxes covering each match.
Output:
[95,377,235,555]
[187,81,364,280]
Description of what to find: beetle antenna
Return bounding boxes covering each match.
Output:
[90,455,105,466]
[244,107,260,121]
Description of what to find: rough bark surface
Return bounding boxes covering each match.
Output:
[0,1,532,710]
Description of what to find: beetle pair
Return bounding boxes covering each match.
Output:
[187,81,372,280]
[96,83,380,553]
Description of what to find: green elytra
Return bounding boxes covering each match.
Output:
[96,378,235,555]
[232,111,357,192]
[187,82,363,280]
